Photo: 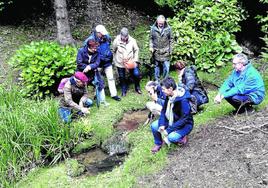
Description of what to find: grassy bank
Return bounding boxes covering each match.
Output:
[16,63,268,187]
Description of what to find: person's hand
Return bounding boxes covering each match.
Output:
[158,126,168,136]
[83,65,91,73]
[81,107,90,114]
[214,93,223,104]
[158,126,165,132]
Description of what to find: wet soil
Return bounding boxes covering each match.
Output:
[114,109,149,131]
[136,107,268,187]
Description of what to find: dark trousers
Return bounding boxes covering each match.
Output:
[117,67,141,93]
[225,95,253,111]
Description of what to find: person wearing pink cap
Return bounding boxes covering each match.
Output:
[59,72,93,123]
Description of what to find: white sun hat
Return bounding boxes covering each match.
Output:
[95,24,108,35]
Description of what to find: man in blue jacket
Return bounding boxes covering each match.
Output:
[150,77,194,154]
[214,53,265,114]
[84,25,121,101]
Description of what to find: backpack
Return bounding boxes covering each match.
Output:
[57,78,70,94]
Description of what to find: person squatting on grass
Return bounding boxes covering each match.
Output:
[144,81,166,124]
[112,27,142,96]
[149,15,172,83]
[58,72,93,123]
[84,24,121,102]
[175,61,209,114]
[214,53,265,114]
[151,77,194,154]
[76,39,109,106]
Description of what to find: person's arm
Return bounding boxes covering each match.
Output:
[158,99,169,127]
[76,49,88,71]
[112,37,118,54]
[165,99,191,134]
[149,27,154,52]
[168,27,173,55]
[184,67,196,91]
[79,87,89,107]
[132,39,139,62]
[64,82,82,111]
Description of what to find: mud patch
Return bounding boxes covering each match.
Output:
[136,107,268,187]
[115,109,149,131]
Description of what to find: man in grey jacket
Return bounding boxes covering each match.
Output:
[149,15,172,83]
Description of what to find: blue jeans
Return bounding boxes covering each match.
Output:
[151,120,193,145]
[117,67,141,93]
[59,98,93,123]
[154,60,170,82]
[225,95,253,110]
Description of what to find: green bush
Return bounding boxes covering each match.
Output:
[257,0,268,61]
[9,41,77,98]
[168,0,244,71]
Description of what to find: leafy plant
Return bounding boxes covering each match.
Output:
[9,41,77,98]
[0,84,85,187]
[256,0,268,61]
[168,0,244,71]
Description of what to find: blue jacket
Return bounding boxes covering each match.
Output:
[84,32,113,68]
[158,89,193,134]
[219,63,265,105]
[76,45,105,90]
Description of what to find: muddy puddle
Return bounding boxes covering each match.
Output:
[72,109,149,176]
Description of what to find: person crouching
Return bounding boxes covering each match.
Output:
[58,72,93,123]
[150,77,194,153]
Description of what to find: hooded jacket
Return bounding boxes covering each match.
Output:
[149,20,172,62]
[158,88,193,134]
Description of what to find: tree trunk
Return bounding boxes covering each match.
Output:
[54,0,74,45]
[86,0,102,30]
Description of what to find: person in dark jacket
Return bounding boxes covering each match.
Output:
[214,53,265,114]
[175,61,209,113]
[59,72,93,123]
[150,77,194,154]
[149,15,172,83]
[84,25,121,101]
[76,39,109,106]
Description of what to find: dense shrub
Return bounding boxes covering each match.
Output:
[257,0,268,61]
[9,41,77,98]
[159,0,245,72]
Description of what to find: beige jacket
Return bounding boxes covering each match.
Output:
[112,35,139,68]
[59,80,88,111]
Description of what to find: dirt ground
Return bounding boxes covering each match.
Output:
[136,107,268,188]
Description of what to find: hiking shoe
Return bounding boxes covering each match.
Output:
[151,144,162,154]
[177,136,188,146]
[112,96,121,101]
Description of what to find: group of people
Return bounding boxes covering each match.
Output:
[148,53,265,154]
[57,15,266,154]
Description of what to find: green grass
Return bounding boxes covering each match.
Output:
[16,61,268,188]
[0,83,86,187]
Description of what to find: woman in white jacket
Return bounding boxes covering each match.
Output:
[112,27,142,96]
